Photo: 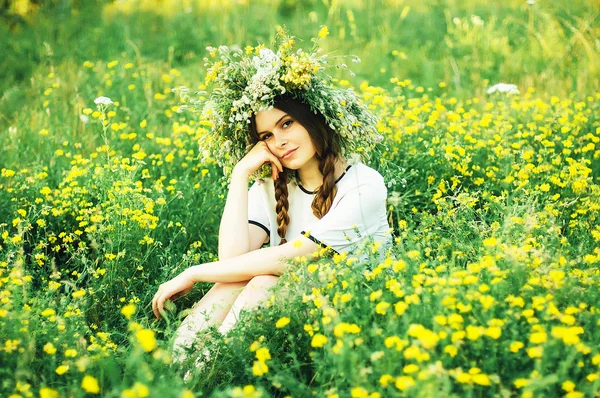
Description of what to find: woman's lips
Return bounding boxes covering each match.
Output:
[281,148,298,159]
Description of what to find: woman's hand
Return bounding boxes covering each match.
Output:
[233,141,283,180]
[151,269,195,318]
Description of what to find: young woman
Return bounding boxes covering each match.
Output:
[151,33,391,362]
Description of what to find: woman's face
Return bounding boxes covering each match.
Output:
[254,107,318,170]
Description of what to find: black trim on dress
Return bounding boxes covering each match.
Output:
[298,164,353,195]
[249,220,270,237]
[301,231,340,255]
[298,184,315,194]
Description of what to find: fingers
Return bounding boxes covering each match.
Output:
[271,162,280,180]
[259,142,283,173]
[151,289,161,318]
[272,156,283,173]
[268,153,283,174]
[240,142,286,180]
[151,288,158,318]
[152,283,192,318]
[152,286,168,319]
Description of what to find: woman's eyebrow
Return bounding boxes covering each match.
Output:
[258,115,288,135]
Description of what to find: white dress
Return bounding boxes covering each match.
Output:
[171,162,392,359]
[248,162,392,258]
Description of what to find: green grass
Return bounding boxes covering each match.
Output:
[0,0,599,397]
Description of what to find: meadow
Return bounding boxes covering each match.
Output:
[1,0,599,397]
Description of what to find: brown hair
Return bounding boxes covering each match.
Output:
[249,94,342,245]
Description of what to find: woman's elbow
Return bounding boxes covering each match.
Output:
[218,247,244,261]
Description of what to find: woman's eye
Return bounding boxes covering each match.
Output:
[261,133,272,140]
[282,120,293,128]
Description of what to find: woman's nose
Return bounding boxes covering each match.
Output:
[274,131,287,148]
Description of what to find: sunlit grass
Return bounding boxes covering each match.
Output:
[0,0,599,397]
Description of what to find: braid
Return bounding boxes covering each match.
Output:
[274,170,290,245]
[312,153,338,219]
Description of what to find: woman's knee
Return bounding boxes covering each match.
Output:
[205,281,247,297]
[189,281,248,313]
[246,275,280,289]
[213,281,248,290]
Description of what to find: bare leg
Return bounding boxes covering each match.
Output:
[218,275,280,336]
[172,281,249,363]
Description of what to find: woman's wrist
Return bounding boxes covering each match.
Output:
[231,166,251,181]
[183,266,201,284]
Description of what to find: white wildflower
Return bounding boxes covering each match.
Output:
[487,83,520,95]
[172,86,190,93]
[94,96,113,105]
[254,49,279,68]
[388,192,402,206]
[348,153,362,165]
[80,114,89,124]
[471,15,484,26]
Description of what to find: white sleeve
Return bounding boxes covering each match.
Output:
[247,180,270,237]
[299,177,388,254]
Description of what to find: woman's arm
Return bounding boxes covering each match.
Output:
[218,170,252,259]
[217,142,283,259]
[194,236,318,282]
[152,236,319,317]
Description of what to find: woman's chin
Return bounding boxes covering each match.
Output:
[281,158,301,170]
[281,152,315,171]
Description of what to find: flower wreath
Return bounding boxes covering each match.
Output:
[174,28,382,178]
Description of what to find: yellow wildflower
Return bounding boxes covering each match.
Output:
[65,349,77,357]
[311,334,328,348]
[39,387,59,398]
[472,373,491,386]
[81,375,100,394]
[121,304,136,319]
[255,347,271,362]
[318,26,330,39]
[379,374,394,387]
[510,341,524,352]
[275,317,291,328]
[403,364,419,374]
[252,360,268,376]
[562,380,575,392]
[135,329,157,352]
[529,331,547,344]
[395,376,415,391]
[43,342,57,355]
